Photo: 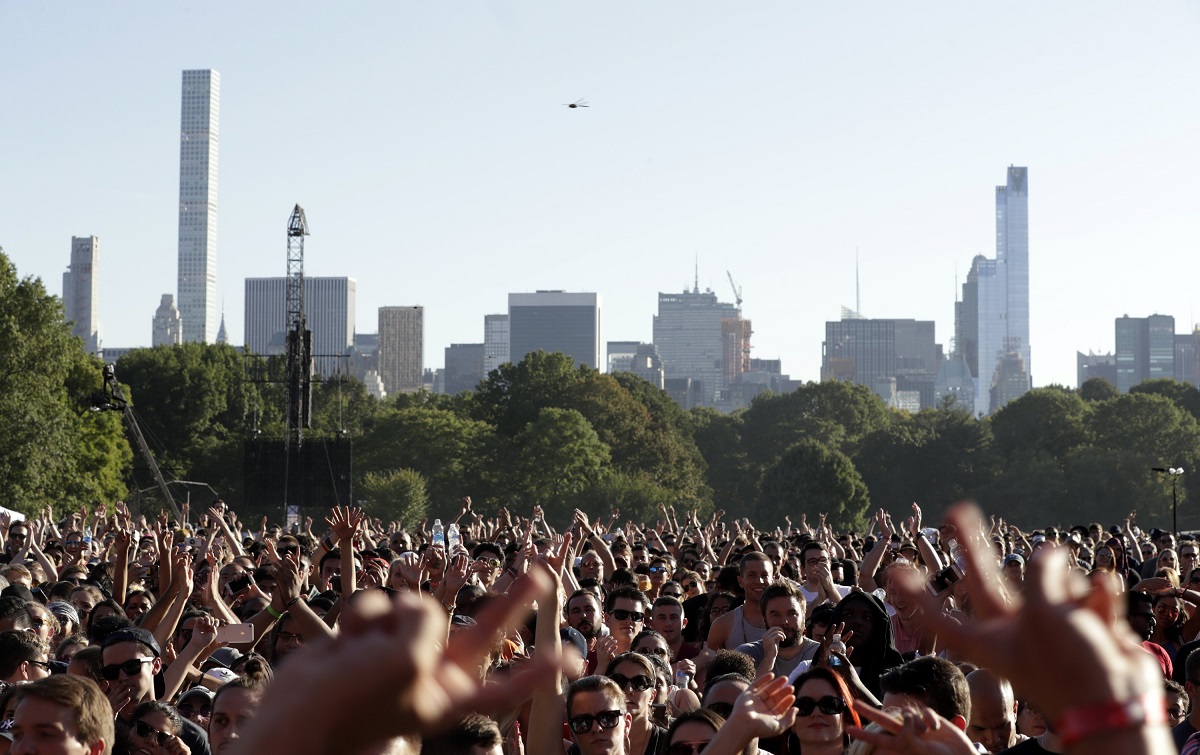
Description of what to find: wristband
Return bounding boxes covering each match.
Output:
[1055,692,1166,747]
[322,535,335,551]
[266,604,284,620]
[286,596,305,609]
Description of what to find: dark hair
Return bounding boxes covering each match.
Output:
[793,667,863,737]
[666,707,725,744]
[566,675,624,718]
[698,591,738,641]
[702,672,751,704]
[419,713,502,754]
[758,580,804,617]
[131,700,183,736]
[880,656,971,723]
[707,649,755,682]
[0,596,31,630]
[738,551,771,575]
[0,631,48,679]
[604,585,648,614]
[87,614,134,645]
[71,646,106,684]
[85,598,128,638]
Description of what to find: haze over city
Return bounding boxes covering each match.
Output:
[2,2,1199,388]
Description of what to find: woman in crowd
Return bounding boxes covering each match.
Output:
[785,668,862,755]
[606,652,668,755]
[126,700,190,755]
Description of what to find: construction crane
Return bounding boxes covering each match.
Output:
[727,270,743,313]
[285,205,313,446]
[92,364,182,520]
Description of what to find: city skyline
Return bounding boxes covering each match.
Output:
[3,3,1199,387]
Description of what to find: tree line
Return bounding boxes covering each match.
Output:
[2,247,1196,532]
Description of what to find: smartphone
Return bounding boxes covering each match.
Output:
[926,565,962,596]
[330,575,342,594]
[227,574,252,594]
[574,557,582,567]
[215,623,254,643]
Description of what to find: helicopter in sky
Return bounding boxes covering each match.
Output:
[563,99,589,109]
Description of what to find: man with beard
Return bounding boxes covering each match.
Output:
[565,589,604,674]
[735,582,819,679]
[1128,590,1173,677]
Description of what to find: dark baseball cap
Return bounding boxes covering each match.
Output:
[102,627,162,658]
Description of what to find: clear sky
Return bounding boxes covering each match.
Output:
[3,2,1198,387]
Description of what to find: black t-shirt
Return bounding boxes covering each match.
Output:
[999,736,1052,755]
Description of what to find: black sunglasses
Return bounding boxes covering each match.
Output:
[609,673,654,692]
[609,609,644,623]
[134,720,170,746]
[101,657,154,680]
[568,709,622,734]
[667,742,710,755]
[796,695,847,717]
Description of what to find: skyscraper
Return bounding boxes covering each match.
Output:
[443,344,486,394]
[1115,314,1175,392]
[152,294,183,346]
[483,314,510,377]
[63,236,100,354]
[508,292,601,369]
[244,277,356,376]
[821,316,942,409]
[652,288,738,405]
[379,306,424,394]
[177,69,220,343]
[974,167,1030,414]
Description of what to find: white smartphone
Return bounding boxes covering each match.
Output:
[214,623,254,643]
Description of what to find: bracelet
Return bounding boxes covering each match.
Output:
[1056,692,1166,747]
[504,567,518,578]
[286,596,305,609]
[322,535,334,551]
[266,604,284,620]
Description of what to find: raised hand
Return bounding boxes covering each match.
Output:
[326,506,364,542]
[723,673,799,741]
[544,532,574,576]
[396,552,426,588]
[443,553,471,594]
[849,701,975,755]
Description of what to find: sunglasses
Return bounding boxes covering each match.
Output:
[177,703,212,717]
[609,609,644,623]
[134,720,170,746]
[637,646,669,658]
[648,566,668,573]
[667,742,711,755]
[568,709,622,734]
[661,591,682,599]
[101,657,155,680]
[8,533,27,541]
[478,558,501,568]
[609,673,654,692]
[796,695,847,717]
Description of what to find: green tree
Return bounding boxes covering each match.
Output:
[115,343,263,504]
[740,382,890,473]
[0,250,131,513]
[513,407,611,526]
[988,387,1091,461]
[688,407,753,511]
[1079,377,1119,403]
[355,405,496,512]
[1131,379,1200,424]
[758,440,870,530]
[358,468,429,527]
[473,352,590,436]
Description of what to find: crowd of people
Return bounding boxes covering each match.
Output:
[0,496,1192,754]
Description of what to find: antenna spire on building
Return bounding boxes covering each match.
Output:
[855,248,861,317]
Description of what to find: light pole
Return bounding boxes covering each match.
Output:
[1152,467,1185,538]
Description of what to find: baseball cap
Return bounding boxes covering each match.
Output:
[559,627,587,658]
[1003,554,1025,567]
[102,627,162,658]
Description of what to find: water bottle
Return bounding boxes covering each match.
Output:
[432,519,445,547]
[447,522,461,555]
[675,669,691,689]
[828,633,847,667]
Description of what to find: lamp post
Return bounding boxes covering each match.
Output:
[1152,467,1185,538]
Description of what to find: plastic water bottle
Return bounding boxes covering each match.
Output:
[828,633,847,667]
[432,519,445,547]
[447,522,462,554]
[675,669,691,689]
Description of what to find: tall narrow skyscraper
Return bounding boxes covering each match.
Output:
[378,306,424,394]
[63,236,101,354]
[974,166,1030,415]
[177,69,220,343]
